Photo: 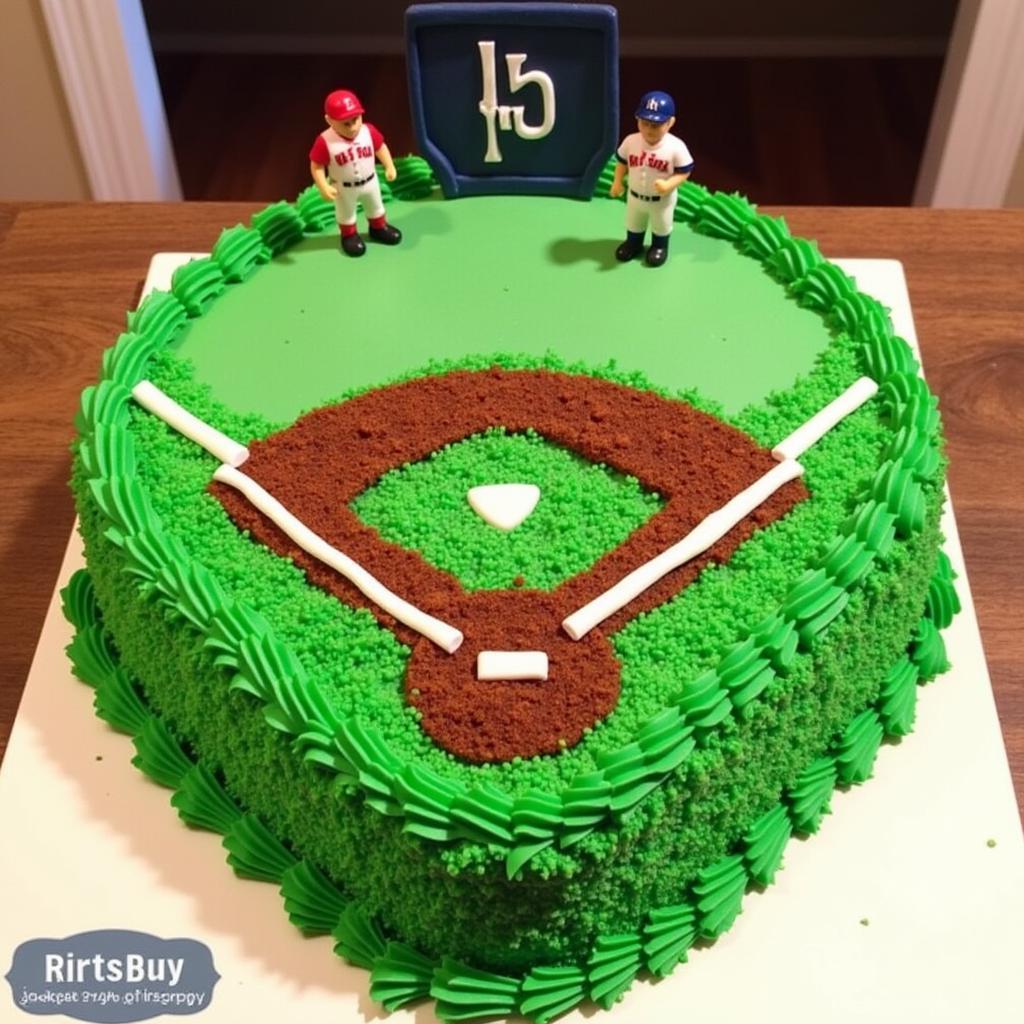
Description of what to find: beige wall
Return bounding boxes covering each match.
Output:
[1006,141,1024,207]
[0,0,90,200]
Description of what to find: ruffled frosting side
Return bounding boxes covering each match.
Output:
[693,854,747,938]
[63,563,958,1023]
[391,155,438,200]
[370,941,435,1011]
[787,755,838,835]
[877,655,921,737]
[171,763,243,835]
[211,224,271,281]
[738,213,791,260]
[926,551,961,629]
[520,966,588,1024]
[125,289,188,349]
[294,185,338,233]
[642,904,697,977]
[102,331,162,389]
[673,179,712,220]
[431,958,521,1020]
[251,200,305,254]
[171,257,226,317]
[835,709,885,784]
[693,191,758,240]
[333,904,386,969]
[280,860,347,934]
[766,237,824,284]
[743,804,793,885]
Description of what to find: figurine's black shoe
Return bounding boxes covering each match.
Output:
[369,223,402,245]
[645,244,668,268]
[341,233,366,257]
[615,238,644,262]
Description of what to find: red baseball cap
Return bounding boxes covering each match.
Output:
[324,89,365,120]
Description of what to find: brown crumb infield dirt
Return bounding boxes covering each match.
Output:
[212,369,807,763]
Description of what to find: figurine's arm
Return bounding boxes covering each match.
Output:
[653,170,689,196]
[610,160,627,198]
[376,143,397,182]
[311,161,337,201]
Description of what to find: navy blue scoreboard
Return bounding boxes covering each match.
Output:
[405,3,619,198]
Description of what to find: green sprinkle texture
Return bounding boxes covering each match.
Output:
[352,428,663,591]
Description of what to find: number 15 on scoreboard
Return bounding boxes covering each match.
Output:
[406,3,619,198]
[477,41,556,163]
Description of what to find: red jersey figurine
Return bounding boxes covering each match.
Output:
[309,89,402,257]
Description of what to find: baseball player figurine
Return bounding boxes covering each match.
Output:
[610,91,693,268]
[309,90,402,257]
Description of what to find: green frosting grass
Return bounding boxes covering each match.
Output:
[70,188,951,977]
[128,325,893,804]
[73,320,948,970]
[351,428,663,591]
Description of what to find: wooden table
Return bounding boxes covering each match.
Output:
[1,203,1021,818]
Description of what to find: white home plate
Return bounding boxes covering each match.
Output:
[467,483,541,531]
[0,258,1022,1024]
[477,651,549,681]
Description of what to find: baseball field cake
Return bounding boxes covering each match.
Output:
[65,5,959,1021]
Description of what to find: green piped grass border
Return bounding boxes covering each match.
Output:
[73,169,949,881]
[63,560,958,1023]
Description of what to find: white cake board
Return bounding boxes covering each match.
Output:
[1,259,1022,1024]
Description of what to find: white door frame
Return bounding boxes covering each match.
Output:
[915,0,1024,207]
[39,0,181,201]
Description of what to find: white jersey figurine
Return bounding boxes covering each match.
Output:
[610,91,694,268]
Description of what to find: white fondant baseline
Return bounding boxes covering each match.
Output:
[128,383,463,654]
[132,380,249,467]
[563,375,881,640]
[213,465,464,654]
[132,366,878,655]
[772,376,879,462]
[562,459,805,641]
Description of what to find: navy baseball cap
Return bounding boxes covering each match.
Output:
[635,91,675,123]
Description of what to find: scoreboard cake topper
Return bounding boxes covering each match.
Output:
[405,2,619,198]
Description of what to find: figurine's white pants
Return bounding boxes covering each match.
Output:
[333,176,385,227]
[625,190,676,236]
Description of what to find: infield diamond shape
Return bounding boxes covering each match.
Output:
[350,428,663,592]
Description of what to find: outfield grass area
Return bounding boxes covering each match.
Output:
[171,195,832,422]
